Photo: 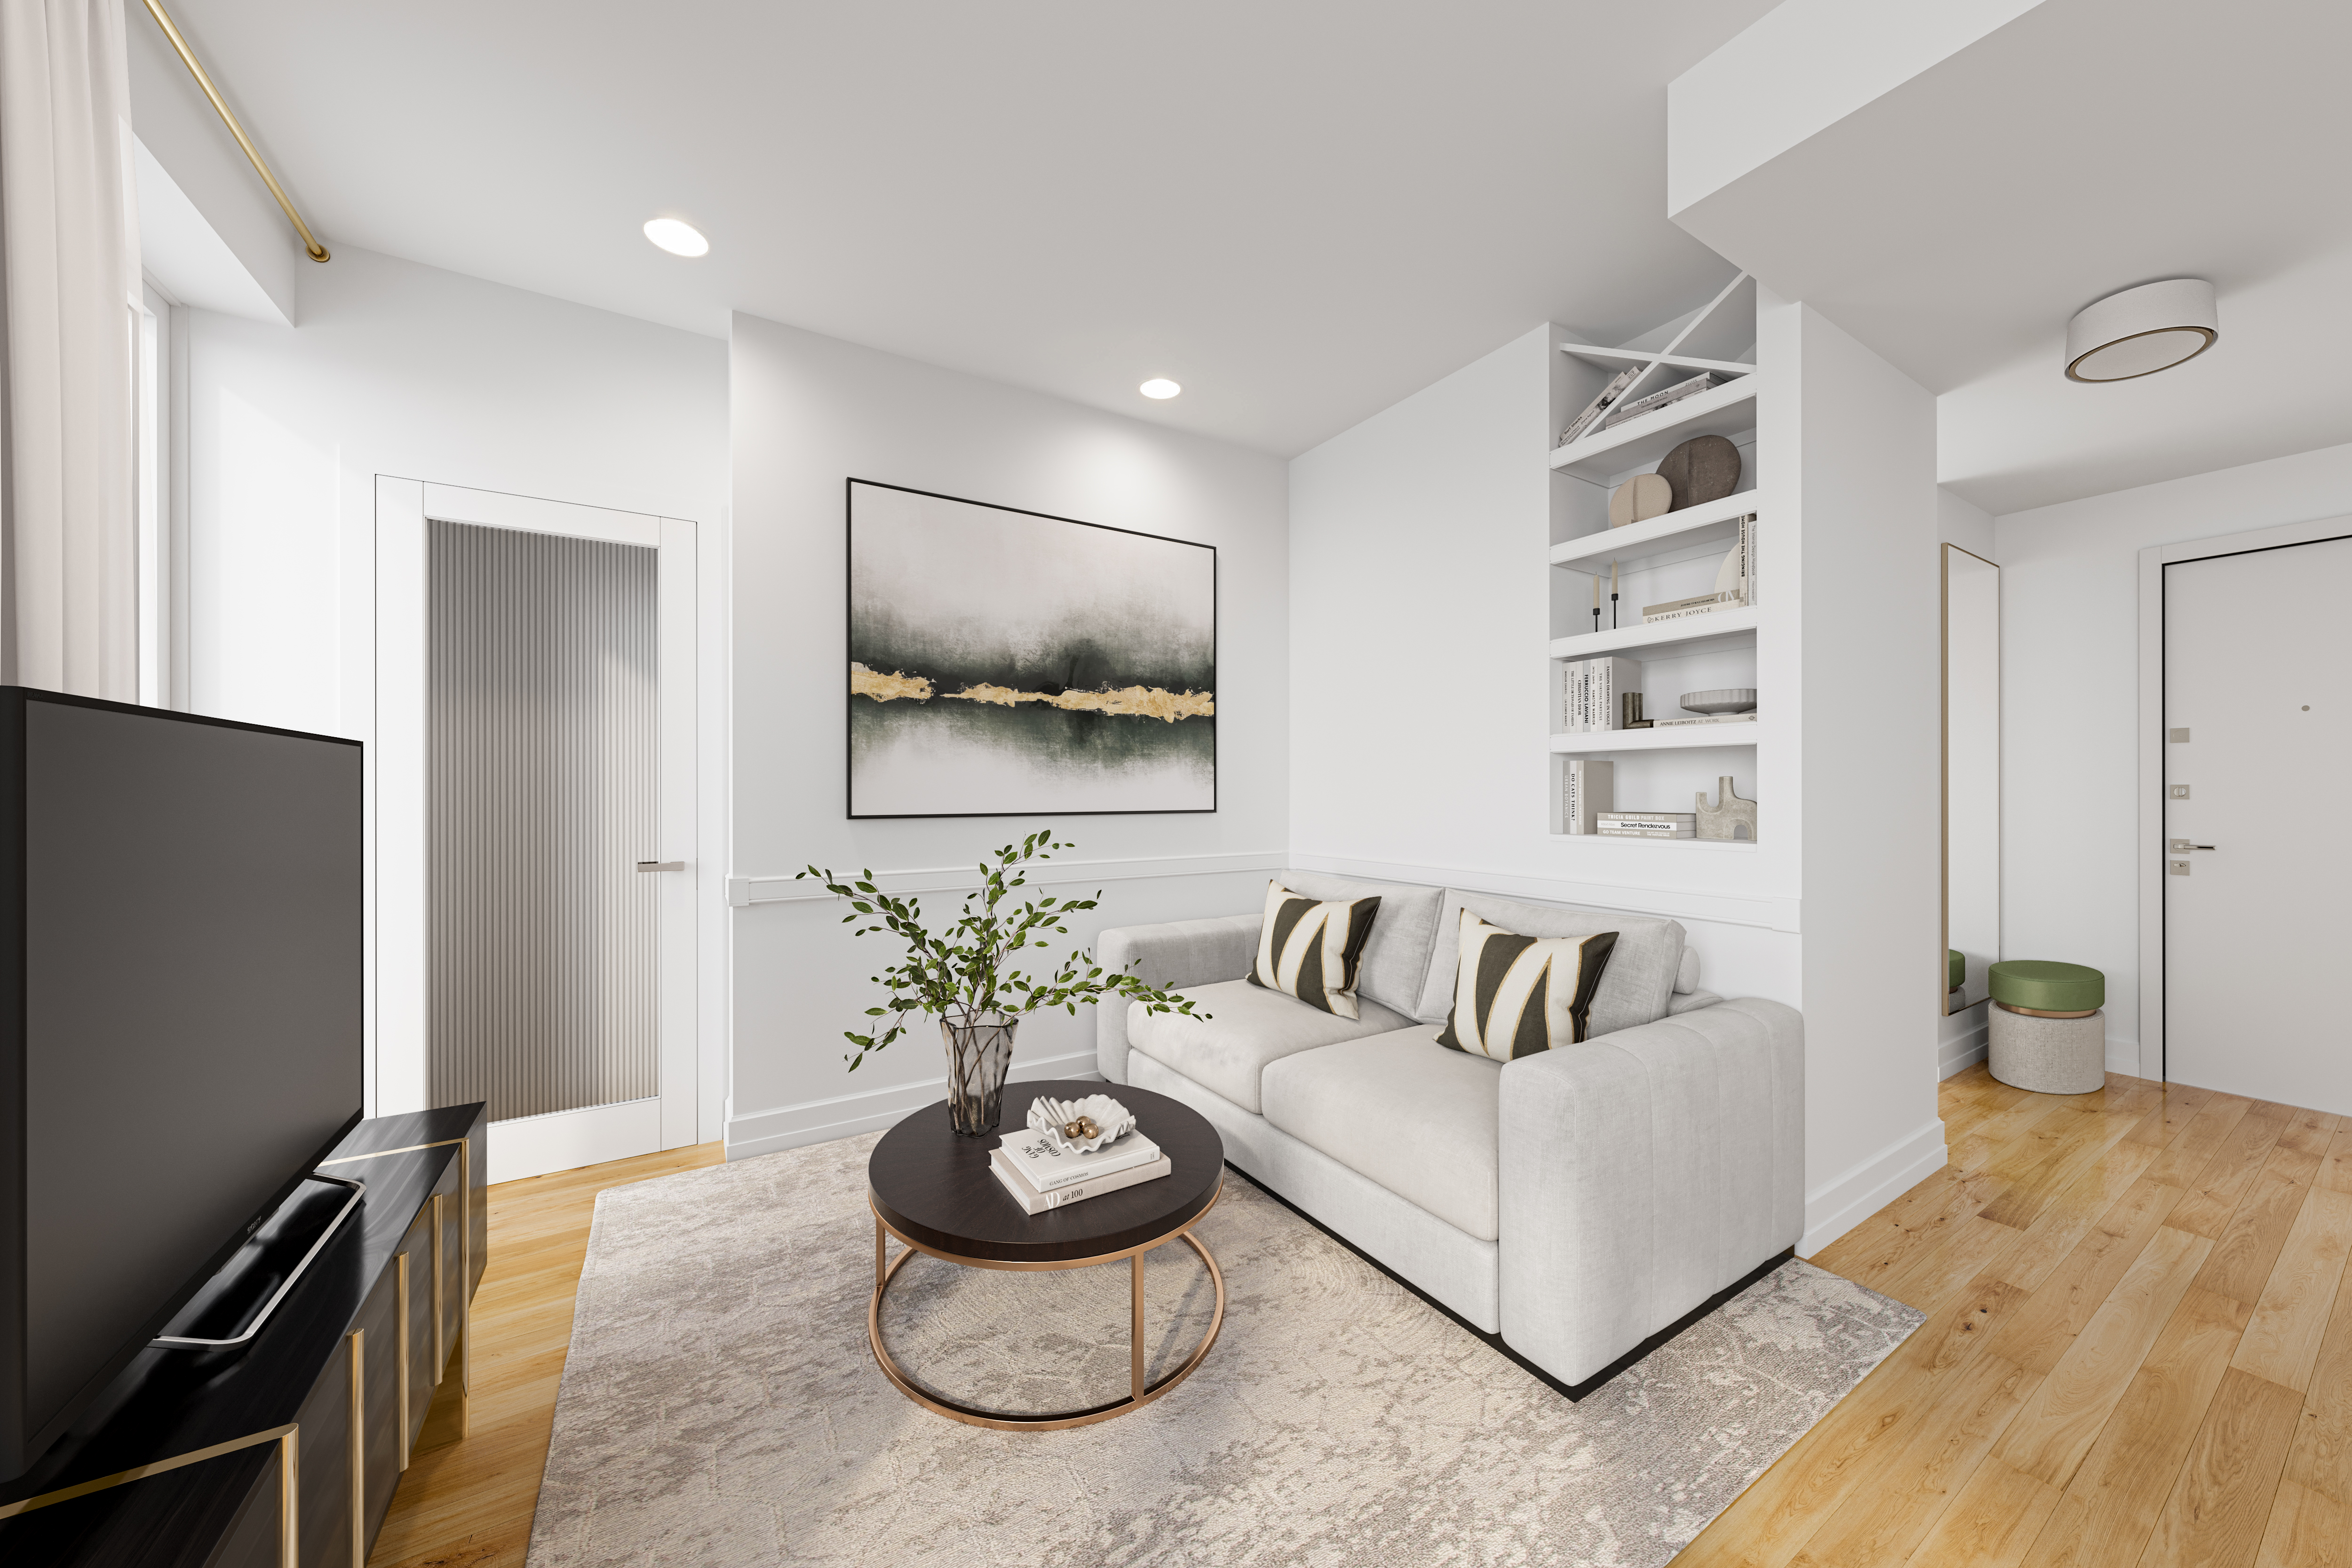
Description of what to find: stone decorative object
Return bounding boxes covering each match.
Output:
[1026,1093,1137,1154]
[1608,472,1673,528]
[1680,688,1757,715]
[1656,434,1741,510]
[1695,776,1758,842]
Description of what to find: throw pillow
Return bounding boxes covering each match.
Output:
[1246,879,1383,1019]
[1435,910,1618,1059]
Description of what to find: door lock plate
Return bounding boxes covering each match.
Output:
[2169,860,2191,876]
[2169,784,2191,799]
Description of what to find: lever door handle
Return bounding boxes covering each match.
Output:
[636,860,685,872]
[2166,840,2217,852]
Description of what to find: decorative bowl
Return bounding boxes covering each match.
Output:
[1026,1094,1137,1154]
[1679,688,1758,716]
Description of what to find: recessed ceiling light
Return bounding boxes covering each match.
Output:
[1139,378,1182,399]
[2066,279,2217,382]
[643,217,709,258]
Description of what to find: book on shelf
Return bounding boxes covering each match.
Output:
[1559,656,1645,733]
[990,1147,1172,1213]
[1600,372,1719,430]
[1655,712,1757,727]
[996,1126,1163,1193]
[1642,590,1737,618]
[1560,758,1614,835]
[1597,812,1697,839]
[1559,365,1640,447]
[1642,595,1748,625]
[1735,511,1756,604]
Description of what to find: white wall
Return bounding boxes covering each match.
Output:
[726,312,1289,1159]
[1777,299,1946,1253]
[179,246,730,1135]
[1938,486,1996,1075]
[1994,438,2352,1069]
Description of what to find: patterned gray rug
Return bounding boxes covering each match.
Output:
[526,1132,1920,1568]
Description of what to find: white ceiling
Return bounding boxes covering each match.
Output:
[131,0,1782,457]
[1667,0,2352,515]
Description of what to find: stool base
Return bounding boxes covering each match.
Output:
[1989,1005,2106,1095]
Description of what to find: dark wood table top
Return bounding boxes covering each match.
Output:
[869,1079,1223,1265]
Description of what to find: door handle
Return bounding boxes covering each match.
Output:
[636,860,685,872]
[2166,840,2217,852]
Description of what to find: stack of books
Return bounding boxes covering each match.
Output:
[1641,515,1757,625]
[1657,712,1757,729]
[1597,812,1698,840]
[1558,656,1644,733]
[1558,366,1640,447]
[992,1126,1170,1214]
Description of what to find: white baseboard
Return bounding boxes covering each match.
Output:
[489,1098,663,1184]
[724,1050,1104,1160]
[1798,1118,1950,1259]
[1940,1020,1988,1080]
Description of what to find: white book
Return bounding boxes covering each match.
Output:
[1737,512,1756,603]
[991,1148,1172,1214]
[1580,657,1644,732]
[1597,812,1697,839]
[1655,713,1758,727]
[1644,597,1747,625]
[1598,824,1698,839]
[1561,758,1614,834]
[997,1126,1163,1192]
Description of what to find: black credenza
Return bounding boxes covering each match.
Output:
[0,1104,488,1567]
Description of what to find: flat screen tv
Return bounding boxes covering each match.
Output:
[0,690,363,1480]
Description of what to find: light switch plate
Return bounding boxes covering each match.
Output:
[2170,784,2191,799]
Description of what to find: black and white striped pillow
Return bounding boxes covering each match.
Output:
[1436,910,1617,1059]
[1246,880,1383,1019]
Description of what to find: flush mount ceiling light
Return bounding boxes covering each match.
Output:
[1139,378,1182,399]
[2065,279,2217,382]
[643,217,709,258]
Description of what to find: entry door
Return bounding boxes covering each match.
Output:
[376,481,697,1181]
[2163,533,2352,1111]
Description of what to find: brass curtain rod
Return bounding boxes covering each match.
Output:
[139,0,329,262]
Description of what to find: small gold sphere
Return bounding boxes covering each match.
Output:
[1062,1115,1099,1140]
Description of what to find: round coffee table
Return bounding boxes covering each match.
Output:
[866,1077,1226,1430]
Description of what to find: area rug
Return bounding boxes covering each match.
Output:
[526,1132,1921,1568]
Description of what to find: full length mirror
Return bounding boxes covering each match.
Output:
[1944,545,1999,1014]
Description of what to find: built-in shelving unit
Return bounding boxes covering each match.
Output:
[1547,270,1763,841]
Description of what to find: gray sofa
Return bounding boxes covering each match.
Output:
[1097,869,1803,1389]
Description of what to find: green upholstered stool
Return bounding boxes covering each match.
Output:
[1948,949,1965,992]
[1988,960,2104,1016]
[1987,960,2106,1094]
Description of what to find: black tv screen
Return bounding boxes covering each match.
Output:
[0,690,363,1480]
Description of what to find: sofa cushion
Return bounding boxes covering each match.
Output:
[1246,880,1382,1019]
[1261,1027,1502,1241]
[1276,868,1445,1019]
[1126,979,1411,1114]
[1414,891,1684,1039]
[1434,911,1616,1059]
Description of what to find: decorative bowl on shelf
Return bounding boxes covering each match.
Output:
[1679,688,1757,716]
[1026,1094,1137,1154]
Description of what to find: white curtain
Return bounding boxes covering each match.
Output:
[0,0,138,699]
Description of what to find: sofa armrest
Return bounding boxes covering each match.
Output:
[1093,913,1261,1083]
[1497,997,1804,1386]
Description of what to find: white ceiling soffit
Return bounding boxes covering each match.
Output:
[1668,0,2352,515]
[123,0,1784,458]
[135,138,290,324]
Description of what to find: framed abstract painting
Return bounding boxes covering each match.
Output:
[845,480,1216,818]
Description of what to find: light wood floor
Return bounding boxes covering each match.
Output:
[367,1141,724,1568]
[370,1069,2352,1568]
[1682,1065,2352,1568]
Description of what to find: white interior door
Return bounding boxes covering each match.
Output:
[377,480,698,1180]
[2163,533,2352,1111]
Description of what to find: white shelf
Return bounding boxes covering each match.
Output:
[1549,375,1760,482]
[1549,604,1759,660]
[1558,342,1757,379]
[1550,491,1761,573]
[1551,836,1761,852]
[1548,722,1761,753]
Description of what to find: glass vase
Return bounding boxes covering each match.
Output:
[941,1011,1017,1136]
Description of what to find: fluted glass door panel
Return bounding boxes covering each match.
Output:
[428,519,658,1122]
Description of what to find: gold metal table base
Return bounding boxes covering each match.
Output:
[866,1185,1226,1431]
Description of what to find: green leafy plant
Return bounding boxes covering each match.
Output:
[797,829,1207,1073]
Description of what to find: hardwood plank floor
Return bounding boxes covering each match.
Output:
[1685,1067,2352,1568]
[366,1141,724,1568]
